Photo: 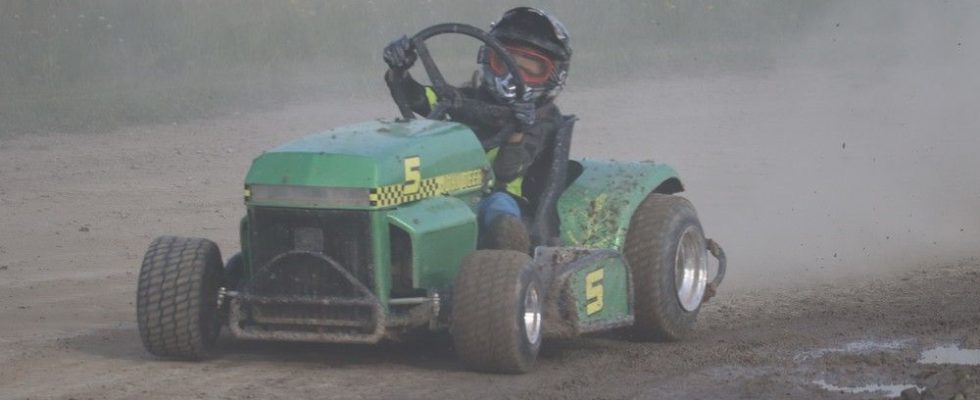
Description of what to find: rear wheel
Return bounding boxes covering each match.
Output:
[136,236,225,359]
[452,250,541,373]
[625,193,708,341]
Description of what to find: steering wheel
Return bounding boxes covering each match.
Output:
[391,23,527,122]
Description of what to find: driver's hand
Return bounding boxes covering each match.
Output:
[383,35,416,72]
[509,92,536,131]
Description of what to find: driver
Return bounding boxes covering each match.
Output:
[382,7,572,253]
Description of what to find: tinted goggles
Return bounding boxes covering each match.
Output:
[487,45,556,86]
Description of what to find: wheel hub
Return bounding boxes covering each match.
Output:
[523,283,542,344]
[675,225,708,312]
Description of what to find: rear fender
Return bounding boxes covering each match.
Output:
[558,160,682,251]
[533,247,633,339]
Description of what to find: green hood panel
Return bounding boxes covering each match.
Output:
[387,196,478,290]
[245,119,488,189]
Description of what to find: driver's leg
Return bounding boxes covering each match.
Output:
[478,192,530,253]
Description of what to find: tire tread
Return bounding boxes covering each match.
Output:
[452,250,537,373]
[625,193,703,341]
[136,235,222,360]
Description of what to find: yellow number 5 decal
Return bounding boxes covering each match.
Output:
[586,268,604,315]
[403,156,421,194]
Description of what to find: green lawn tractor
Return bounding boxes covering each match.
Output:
[136,23,726,374]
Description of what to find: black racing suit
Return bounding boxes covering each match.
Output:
[385,71,562,209]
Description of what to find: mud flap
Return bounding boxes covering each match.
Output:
[532,247,634,339]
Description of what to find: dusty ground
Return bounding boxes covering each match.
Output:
[2,62,979,399]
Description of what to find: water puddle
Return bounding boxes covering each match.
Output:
[795,338,913,362]
[813,380,922,397]
[919,345,980,365]
[804,340,980,396]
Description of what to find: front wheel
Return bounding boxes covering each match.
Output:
[451,250,542,373]
[625,193,709,341]
[136,236,225,359]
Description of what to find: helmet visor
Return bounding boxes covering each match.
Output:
[487,45,556,86]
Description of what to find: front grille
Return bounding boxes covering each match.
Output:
[389,225,414,297]
[248,207,373,293]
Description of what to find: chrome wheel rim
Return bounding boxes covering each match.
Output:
[675,225,708,312]
[523,282,542,344]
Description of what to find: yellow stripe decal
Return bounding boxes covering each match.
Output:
[424,87,439,109]
[369,169,483,207]
[484,147,523,198]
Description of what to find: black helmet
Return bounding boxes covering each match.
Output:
[480,7,572,104]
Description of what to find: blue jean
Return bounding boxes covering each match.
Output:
[477,192,521,227]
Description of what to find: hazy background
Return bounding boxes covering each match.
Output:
[1,1,977,289]
[2,0,836,134]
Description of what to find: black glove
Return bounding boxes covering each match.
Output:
[509,91,536,131]
[383,35,416,71]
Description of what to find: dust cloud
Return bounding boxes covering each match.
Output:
[585,1,980,289]
[2,1,977,290]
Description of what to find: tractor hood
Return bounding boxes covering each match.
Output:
[244,119,488,209]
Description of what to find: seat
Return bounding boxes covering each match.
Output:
[526,114,578,247]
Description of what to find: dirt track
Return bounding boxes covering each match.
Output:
[2,65,979,399]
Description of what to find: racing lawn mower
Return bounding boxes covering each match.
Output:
[136,23,726,373]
